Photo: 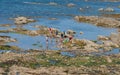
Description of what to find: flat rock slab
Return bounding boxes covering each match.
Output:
[74,16,120,28]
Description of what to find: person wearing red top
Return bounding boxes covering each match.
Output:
[69,36,73,41]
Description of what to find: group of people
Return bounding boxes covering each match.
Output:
[45,27,74,49]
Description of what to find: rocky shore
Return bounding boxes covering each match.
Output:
[0,16,120,52]
[74,16,120,28]
[0,51,120,75]
[14,17,36,25]
[0,25,119,53]
[0,16,120,75]
[102,14,120,20]
[1,0,120,74]
[0,36,17,45]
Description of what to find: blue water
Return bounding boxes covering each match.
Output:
[0,0,120,18]
[0,0,119,53]
[35,18,116,40]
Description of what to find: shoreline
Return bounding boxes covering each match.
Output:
[0,50,120,75]
[0,16,120,53]
[0,15,120,74]
[1,0,120,74]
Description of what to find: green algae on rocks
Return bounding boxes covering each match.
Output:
[0,45,21,51]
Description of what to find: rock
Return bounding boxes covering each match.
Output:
[74,16,80,21]
[103,47,112,51]
[34,25,47,29]
[8,65,32,75]
[98,7,114,12]
[102,14,120,19]
[23,2,41,5]
[81,39,99,52]
[105,56,112,63]
[0,68,4,74]
[67,30,76,34]
[99,65,110,73]
[98,35,109,41]
[110,33,120,44]
[14,17,35,25]
[0,24,11,27]
[10,38,17,42]
[105,7,114,12]
[67,3,75,7]
[27,19,36,22]
[49,2,57,6]
[48,18,57,20]
[83,39,99,47]
[29,30,39,35]
[14,17,28,25]
[100,65,107,68]
[74,16,120,28]
[0,36,17,43]
[80,31,83,34]
[103,41,119,48]
[98,8,104,12]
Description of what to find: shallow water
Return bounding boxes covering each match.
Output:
[61,51,76,57]
[35,18,116,40]
[0,18,116,50]
[104,49,120,55]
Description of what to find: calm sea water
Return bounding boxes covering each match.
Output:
[0,0,120,18]
[0,0,119,52]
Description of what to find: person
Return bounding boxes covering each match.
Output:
[63,37,69,44]
[69,36,73,43]
[46,35,49,50]
[59,37,63,49]
[61,33,64,38]
[49,28,52,32]
[63,31,66,35]
[48,27,53,38]
[55,30,58,36]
